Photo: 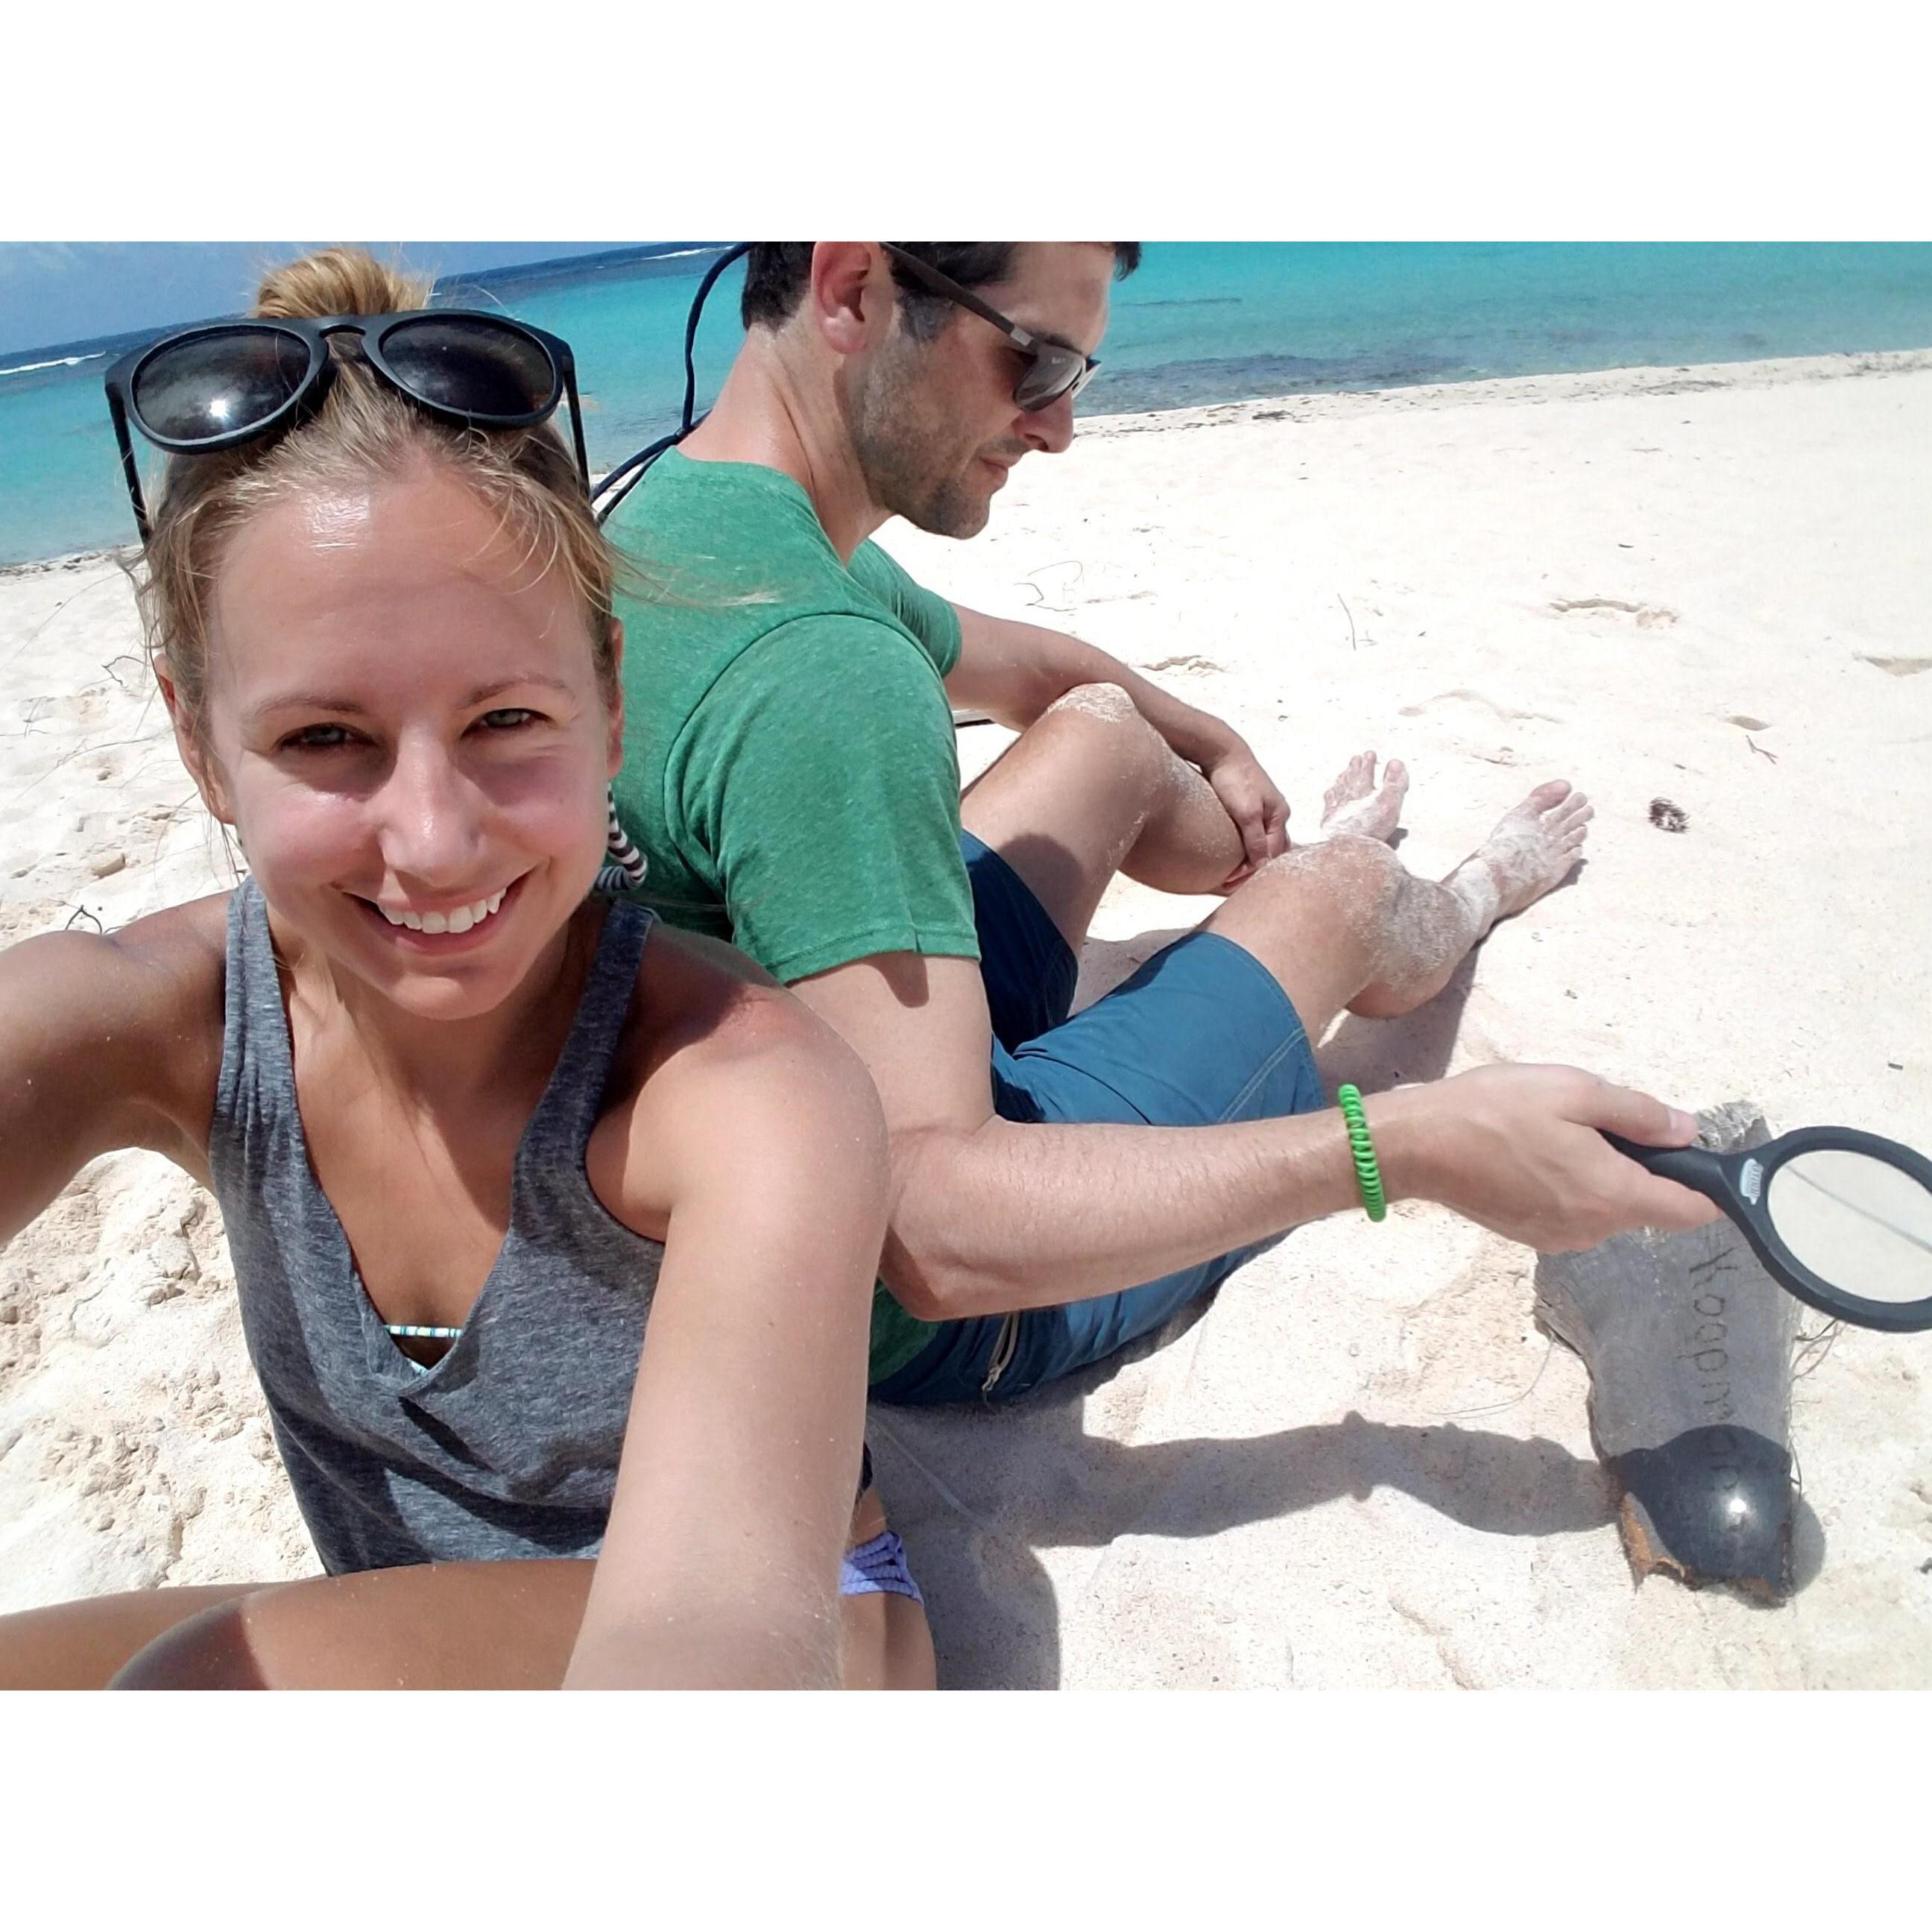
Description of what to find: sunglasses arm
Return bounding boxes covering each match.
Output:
[104,385,154,545]
[558,355,592,500]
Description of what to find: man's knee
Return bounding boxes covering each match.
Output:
[1029,683,1167,793]
[1244,834,1402,935]
[1038,682,1162,758]
[1041,680,1139,729]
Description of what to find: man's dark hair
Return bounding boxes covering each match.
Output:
[739,242,1143,334]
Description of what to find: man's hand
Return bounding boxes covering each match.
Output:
[1203,740,1291,886]
[1374,1064,1723,1253]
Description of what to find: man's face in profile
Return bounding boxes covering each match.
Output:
[846,243,1117,539]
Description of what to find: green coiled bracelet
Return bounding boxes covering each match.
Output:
[1335,1083,1387,1222]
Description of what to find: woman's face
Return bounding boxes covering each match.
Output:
[186,460,622,1022]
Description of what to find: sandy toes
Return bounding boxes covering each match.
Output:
[1447,778,1594,931]
[1320,751,1410,843]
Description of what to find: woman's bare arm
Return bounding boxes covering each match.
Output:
[566,950,888,1689]
[0,898,227,1243]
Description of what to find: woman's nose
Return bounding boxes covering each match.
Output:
[376,736,484,885]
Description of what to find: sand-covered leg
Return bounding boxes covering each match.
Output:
[1442,779,1594,932]
[1202,771,1591,1039]
[1338,777,1591,1020]
[1534,1102,1802,1600]
[962,682,1247,945]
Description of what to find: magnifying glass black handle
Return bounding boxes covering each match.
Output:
[1600,1131,1732,1202]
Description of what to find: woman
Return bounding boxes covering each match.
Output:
[0,248,935,1689]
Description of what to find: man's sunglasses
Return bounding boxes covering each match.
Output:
[104,310,590,542]
[880,244,1099,414]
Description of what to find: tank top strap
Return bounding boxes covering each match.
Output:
[216,876,294,1128]
[516,897,657,1167]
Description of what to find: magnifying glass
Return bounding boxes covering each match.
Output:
[1603,1126,1932,1332]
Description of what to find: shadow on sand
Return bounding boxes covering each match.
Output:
[870,1303,1621,1689]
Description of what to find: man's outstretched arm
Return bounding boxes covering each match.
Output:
[791,950,1719,1322]
[944,602,1289,873]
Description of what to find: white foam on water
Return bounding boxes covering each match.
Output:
[0,351,106,378]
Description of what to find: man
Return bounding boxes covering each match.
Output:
[606,241,1716,1405]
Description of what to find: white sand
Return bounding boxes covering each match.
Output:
[4,350,1930,1684]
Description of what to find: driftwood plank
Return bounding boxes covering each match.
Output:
[1535,1103,1799,1600]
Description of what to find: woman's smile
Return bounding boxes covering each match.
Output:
[352,872,528,950]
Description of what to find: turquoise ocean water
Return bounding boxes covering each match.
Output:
[4,241,1931,567]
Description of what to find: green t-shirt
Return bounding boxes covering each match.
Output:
[607,450,979,1382]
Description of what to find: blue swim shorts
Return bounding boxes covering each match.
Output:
[870,831,1327,1407]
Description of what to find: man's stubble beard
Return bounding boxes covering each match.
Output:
[845,347,992,541]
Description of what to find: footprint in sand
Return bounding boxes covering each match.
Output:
[1726,715,1772,731]
[1550,596,1678,628]
[1398,688,1562,725]
[1857,654,1932,678]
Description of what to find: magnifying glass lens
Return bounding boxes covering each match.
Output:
[1767,1150,1932,1307]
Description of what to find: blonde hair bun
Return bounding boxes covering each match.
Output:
[254,247,430,321]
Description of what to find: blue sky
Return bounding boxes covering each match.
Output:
[0,242,623,358]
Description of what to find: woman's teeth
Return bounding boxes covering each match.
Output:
[377,887,508,935]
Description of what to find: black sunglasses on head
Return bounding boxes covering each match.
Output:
[104,309,590,542]
[880,244,1100,414]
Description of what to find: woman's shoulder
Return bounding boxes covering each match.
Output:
[100,889,231,1002]
[0,890,232,1166]
[593,916,887,1216]
[630,919,812,1056]
[98,895,232,1119]
[7,890,230,1024]
[627,919,880,1113]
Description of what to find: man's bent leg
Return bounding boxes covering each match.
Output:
[962,683,1243,950]
[963,830,1082,1052]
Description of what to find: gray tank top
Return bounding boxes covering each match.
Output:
[208,878,666,1575]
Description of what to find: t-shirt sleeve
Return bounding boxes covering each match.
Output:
[668,614,981,984]
[849,540,963,678]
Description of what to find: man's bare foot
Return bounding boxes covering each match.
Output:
[1321,751,1409,844]
[1446,779,1594,932]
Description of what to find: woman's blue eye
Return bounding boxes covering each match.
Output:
[478,707,540,730]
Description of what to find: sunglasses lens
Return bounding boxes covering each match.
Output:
[1015,349,1087,414]
[132,327,310,444]
[379,316,558,420]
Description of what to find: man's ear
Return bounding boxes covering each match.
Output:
[809,243,894,359]
[604,619,626,777]
[154,660,235,824]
